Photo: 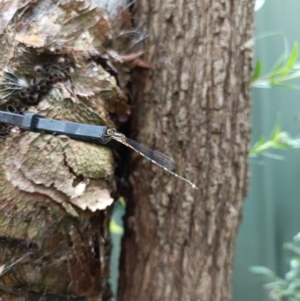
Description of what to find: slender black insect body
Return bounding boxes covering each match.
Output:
[105,128,198,189]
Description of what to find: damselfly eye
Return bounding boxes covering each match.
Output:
[106,128,116,136]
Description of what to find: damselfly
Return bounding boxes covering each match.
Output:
[104,128,198,189]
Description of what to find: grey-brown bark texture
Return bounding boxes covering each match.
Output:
[119,1,254,301]
[0,1,137,300]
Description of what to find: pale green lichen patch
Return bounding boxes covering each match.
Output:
[2,131,114,213]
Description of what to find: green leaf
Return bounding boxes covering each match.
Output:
[279,289,297,297]
[284,243,300,256]
[263,280,287,290]
[285,269,300,281]
[287,280,300,290]
[249,136,266,155]
[249,266,276,279]
[286,43,299,70]
[273,142,291,150]
[276,43,299,77]
[270,52,288,77]
[270,117,281,141]
[293,62,300,70]
[293,232,300,242]
[252,59,263,81]
[252,80,271,88]
[254,135,266,147]
[290,259,300,269]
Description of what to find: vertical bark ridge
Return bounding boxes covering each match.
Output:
[119,1,254,301]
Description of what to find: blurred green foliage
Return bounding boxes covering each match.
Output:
[252,43,300,89]
[250,233,300,300]
[249,118,300,158]
[249,27,300,300]
[250,41,300,157]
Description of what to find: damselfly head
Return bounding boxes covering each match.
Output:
[106,128,116,136]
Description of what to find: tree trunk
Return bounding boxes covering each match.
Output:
[0,1,132,300]
[119,1,254,301]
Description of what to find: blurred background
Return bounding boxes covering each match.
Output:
[232,1,300,301]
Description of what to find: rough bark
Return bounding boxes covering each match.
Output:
[119,1,254,301]
[0,1,133,300]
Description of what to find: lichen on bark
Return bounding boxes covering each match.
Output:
[0,0,134,299]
